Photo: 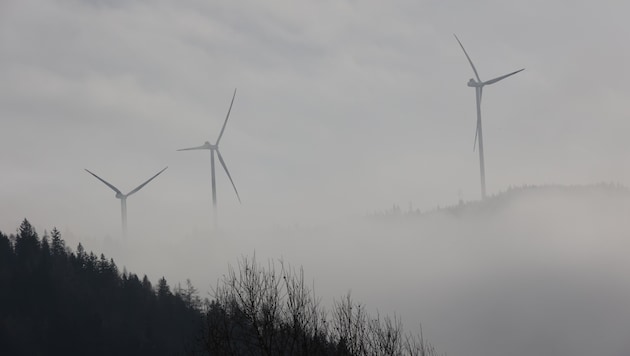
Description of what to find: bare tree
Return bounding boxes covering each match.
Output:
[404,325,443,356]
[197,255,442,356]
[280,263,330,354]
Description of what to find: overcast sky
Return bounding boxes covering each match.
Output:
[3,1,630,355]
[2,0,629,236]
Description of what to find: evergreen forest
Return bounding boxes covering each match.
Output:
[0,219,439,356]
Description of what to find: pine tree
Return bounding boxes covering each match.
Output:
[17,218,37,240]
[41,234,50,257]
[0,232,12,267]
[15,219,40,273]
[51,227,64,256]
[0,232,12,308]
[157,277,171,299]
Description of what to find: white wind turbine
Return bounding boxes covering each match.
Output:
[454,34,524,200]
[85,167,168,238]
[178,89,241,228]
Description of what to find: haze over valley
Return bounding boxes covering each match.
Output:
[2,1,630,355]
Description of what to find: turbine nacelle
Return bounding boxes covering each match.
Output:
[467,79,482,88]
[177,141,217,151]
[205,141,218,150]
[200,141,218,150]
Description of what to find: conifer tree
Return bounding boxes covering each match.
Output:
[157,277,171,299]
[51,227,64,256]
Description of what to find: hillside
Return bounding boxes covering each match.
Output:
[0,220,202,356]
[2,184,626,356]
[0,220,442,356]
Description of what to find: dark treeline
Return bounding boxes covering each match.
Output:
[0,219,441,356]
[0,219,201,355]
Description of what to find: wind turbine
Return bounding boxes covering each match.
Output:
[85,167,168,237]
[454,34,524,200]
[177,88,241,228]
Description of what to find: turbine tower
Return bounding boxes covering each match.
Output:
[177,88,241,228]
[85,167,168,238]
[454,34,524,200]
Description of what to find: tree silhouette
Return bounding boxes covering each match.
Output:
[0,219,202,356]
[0,219,440,356]
[197,255,441,356]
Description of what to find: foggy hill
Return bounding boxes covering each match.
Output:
[450,183,628,215]
[354,182,630,356]
[0,220,441,356]
[4,183,626,356]
[372,182,629,219]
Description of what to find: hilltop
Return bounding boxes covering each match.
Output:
[371,182,629,220]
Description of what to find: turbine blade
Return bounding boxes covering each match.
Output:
[454,34,481,82]
[216,88,237,145]
[177,145,208,151]
[483,68,524,85]
[216,149,241,203]
[85,169,123,195]
[127,167,168,196]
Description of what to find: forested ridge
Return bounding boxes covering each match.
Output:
[0,219,202,355]
[0,219,440,355]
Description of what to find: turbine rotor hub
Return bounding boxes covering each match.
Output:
[205,141,217,150]
[467,79,482,87]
